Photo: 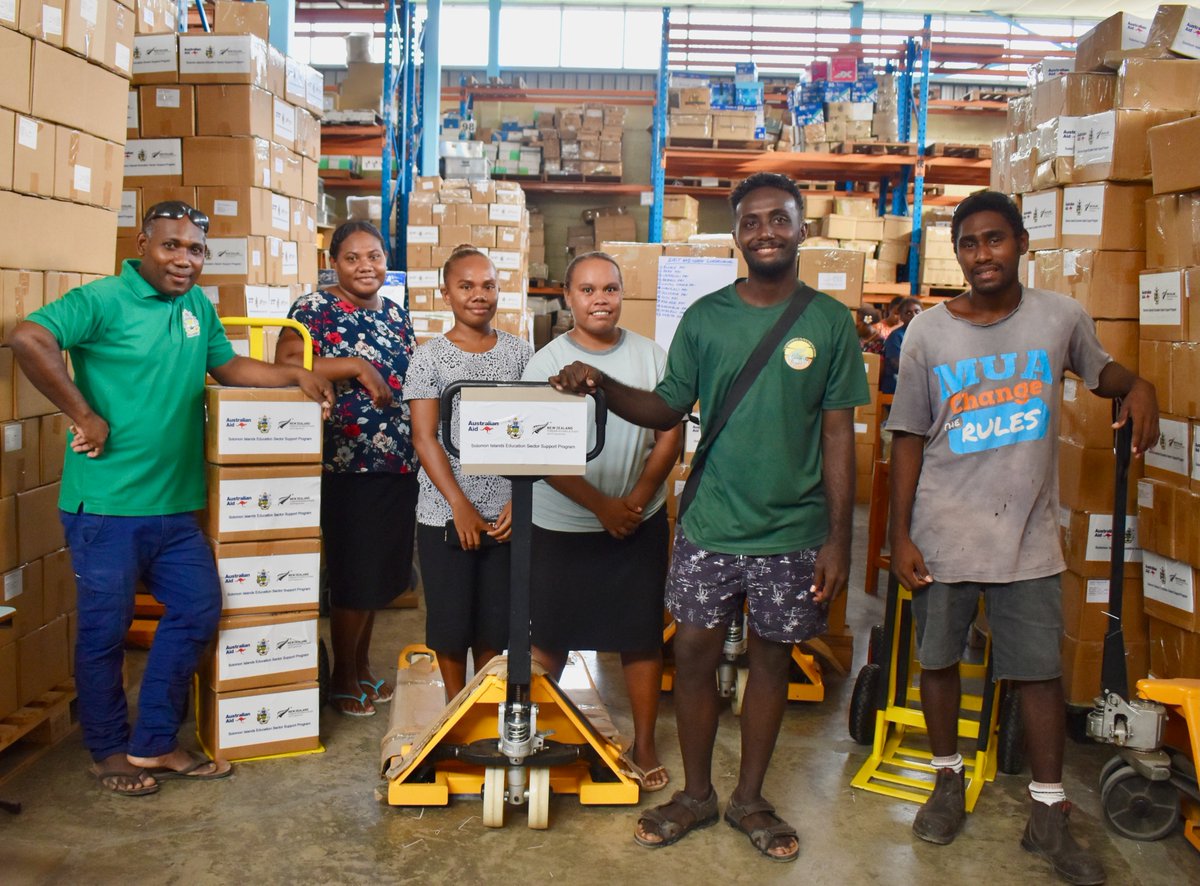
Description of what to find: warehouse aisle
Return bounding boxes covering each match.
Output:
[3,508,1194,884]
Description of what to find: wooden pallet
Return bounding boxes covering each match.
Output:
[665,137,772,152]
[0,681,79,788]
[667,176,735,190]
[543,173,623,184]
[836,140,918,156]
[965,89,1015,102]
[925,143,993,159]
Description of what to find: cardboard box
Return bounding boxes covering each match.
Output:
[1021,188,1062,250]
[1144,4,1200,61]
[124,136,183,186]
[0,27,33,116]
[39,413,68,484]
[1060,376,1119,449]
[0,419,41,498]
[1062,569,1146,642]
[13,115,56,196]
[1072,109,1186,182]
[195,84,272,139]
[0,494,15,574]
[41,547,74,620]
[130,32,177,85]
[271,144,303,199]
[14,359,56,418]
[117,188,140,233]
[594,214,636,244]
[1093,319,1139,374]
[16,613,68,706]
[598,242,663,301]
[198,236,266,286]
[178,34,268,88]
[1032,73,1117,125]
[1176,347,1200,421]
[196,186,285,238]
[213,0,269,41]
[19,0,65,47]
[197,681,320,760]
[211,538,321,616]
[1148,616,1200,677]
[1059,183,1150,251]
[0,109,12,192]
[1061,508,1142,579]
[1148,114,1200,194]
[184,136,271,189]
[101,0,136,78]
[1074,12,1152,73]
[138,84,195,138]
[1061,632,1148,706]
[55,129,123,210]
[204,386,322,465]
[0,644,17,718]
[1138,268,1199,341]
[200,610,319,692]
[618,299,655,340]
[31,42,128,144]
[1142,550,1199,631]
[1144,415,1191,485]
[2,270,44,344]
[1059,438,1139,512]
[265,237,298,285]
[0,351,13,425]
[203,462,321,542]
[1034,249,1143,319]
[662,194,700,222]
[1116,58,1200,112]
[799,248,865,308]
[0,193,115,275]
[16,482,64,564]
[3,558,44,641]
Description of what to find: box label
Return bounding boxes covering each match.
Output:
[1193,428,1200,482]
[1143,551,1194,614]
[215,400,321,457]
[180,36,258,76]
[271,194,290,232]
[212,199,239,217]
[115,43,131,73]
[119,191,139,228]
[17,118,38,151]
[407,270,438,289]
[80,0,97,25]
[73,165,91,194]
[3,570,21,602]
[3,424,21,452]
[1086,578,1109,605]
[817,272,847,291]
[217,549,321,611]
[406,226,438,244]
[459,397,588,469]
[205,238,250,276]
[497,291,523,311]
[1062,250,1078,276]
[1169,7,1200,59]
[1061,185,1105,237]
[126,92,139,130]
[285,59,306,101]
[1137,479,1155,509]
[489,203,522,223]
[215,616,317,682]
[281,242,298,276]
[1073,111,1115,170]
[1139,271,1182,327]
[491,250,521,271]
[132,35,179,75]
[1145,417,1190,477]
[156,88,181,109]
[0,0,14,24]
[124,139,183,177]
[242,286,290,319]
[43,5,62,36]
[1083,513,1141,563]
[216,474,321,533]
[305,68,323,111]
[273,99,295,143]
[217,685,319,749]
[1022,190,1059,243]
[1062,378,1078,402]
[1056,116,1078,158]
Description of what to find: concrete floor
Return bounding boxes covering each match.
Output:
[3,507,1196,884]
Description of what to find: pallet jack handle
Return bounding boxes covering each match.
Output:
[1100,401,1133,701]
[219,317,315,371]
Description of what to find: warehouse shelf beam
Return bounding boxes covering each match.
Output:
[486,0,501,80]
[266,0,293,54]
[649,6,669,245]
[908,15,933,297]
[891,36,916,219]
[978,9,1072,52]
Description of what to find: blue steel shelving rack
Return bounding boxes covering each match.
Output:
[650,8,936,285]
[382,0,422,268]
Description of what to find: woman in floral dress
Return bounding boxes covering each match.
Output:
[277,221,417,717]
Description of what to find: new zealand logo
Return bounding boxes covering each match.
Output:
[256,707,269,725]
[256,569,269,588]
[258,492,271,511]
[507,418,522,439]
[257,415,271,434]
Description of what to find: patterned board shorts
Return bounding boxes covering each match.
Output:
[666,528,826,643]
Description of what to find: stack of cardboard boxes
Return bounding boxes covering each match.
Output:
[667,72,766,145]
[120,0,323,345]
[0,0,136,718]
[542,104,625,179]
[788,64,896,152]
[662,194,699,243]
[196,386,324,760]
[405,175,534,343]
[810,198,912,287]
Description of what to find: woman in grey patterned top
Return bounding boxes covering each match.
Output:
[404,247,532,699]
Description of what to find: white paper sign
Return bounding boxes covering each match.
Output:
[1083,513,1141,563]
[1143,551,1195,614]
[407,270,439,289]
[285,59,307,102]
[654,255,738,352]
[271,194,290,232]
[1168,7,1200,59]
[215,401,322,457]
[1061,185,1106,237]
[1073,111,1116,170]
[1193,425,1200,483]
[273,99,296,143]
[281,242,298,276]
[114,42,131,73]
[217,550,322,612]
[457,395,589,471]
[1062,378,1078,402]
[212,200,239,217]
[216,685,319,750]
[1137,479,1155,509]
[1022,190,1059,243]
[407,226,438,244]
[126,92,139,130]
[489,203,522,223]
[1056,116,1078,158]
[216,474,321,534]
[817,272,848,291]
[1139,270,1182,327]
[1145,417,1190,477]
[179,35,259,76]
[17,117,38,150]
[124,139,183,177]
[3,424,22,452]
[43,5,62,36]
[215,616,318,681]
[117,191,139,229]
[3,570,22,602]
[156,88,181,109]
[132,34,178,75]
[0,0,16,24]
[1086,579,1110,605]
[205,238,250,276]
[73,165,92,194]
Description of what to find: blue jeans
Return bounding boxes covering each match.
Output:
[61,510,221,761]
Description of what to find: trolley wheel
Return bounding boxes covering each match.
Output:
[867,624,885,666]
[482,767,506,828]
[317,638,331,711]
[1100,765,1181,841]
[1098,754,1125,792]
[527,767,551,830]
[731,667,749,717]
[996,686,1024,775]
[849,663,882,745]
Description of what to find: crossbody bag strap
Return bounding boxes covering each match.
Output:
[677,283,817,520]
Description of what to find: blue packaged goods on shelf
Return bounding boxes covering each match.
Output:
[851,83,879,103]
[709,82,735,107]
[823,82,853,102]
[668,71,710,87]
[793,102,825,126]
[857,60,874,78]
[734,61,759,82]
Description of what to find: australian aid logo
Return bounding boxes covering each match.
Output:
[933,349,1052,454]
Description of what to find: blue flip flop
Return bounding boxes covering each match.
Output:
[359,678,394,704]
[331,691,376,717]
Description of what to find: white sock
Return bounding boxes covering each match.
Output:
[1030,781,1066,806]
[931,753,964,773]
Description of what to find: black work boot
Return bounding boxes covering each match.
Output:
[1021,799,1106,885]
[912,767,966,844]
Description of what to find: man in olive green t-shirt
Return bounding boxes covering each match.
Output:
[551,173,867,861]
[10,202,332,797]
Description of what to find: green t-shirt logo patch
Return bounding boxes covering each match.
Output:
[783,337,815,371]
[182,308,201,338]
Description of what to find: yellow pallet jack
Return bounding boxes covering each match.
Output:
[848,573,1015,811]
[380,382,639,828]
[1086,419,1200,849]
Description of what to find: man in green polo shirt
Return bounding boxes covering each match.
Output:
[10,202,333,797]
[551,173,867,861]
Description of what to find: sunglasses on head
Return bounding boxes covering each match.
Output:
[143,202,210,233]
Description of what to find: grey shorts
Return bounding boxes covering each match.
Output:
[665,528,825,643]
[911,575,1063,682]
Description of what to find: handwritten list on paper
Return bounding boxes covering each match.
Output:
[654,255,738,352]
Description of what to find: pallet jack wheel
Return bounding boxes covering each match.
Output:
[996,687,1024,775]
[731,667,749,716]
[867,625,885,666]
[849,663,882,745]
[317,638,331,711]
[482,767,506,828]
[527,767,551,830]
[1098,754,1125,792]
[1100,764,1180,841]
